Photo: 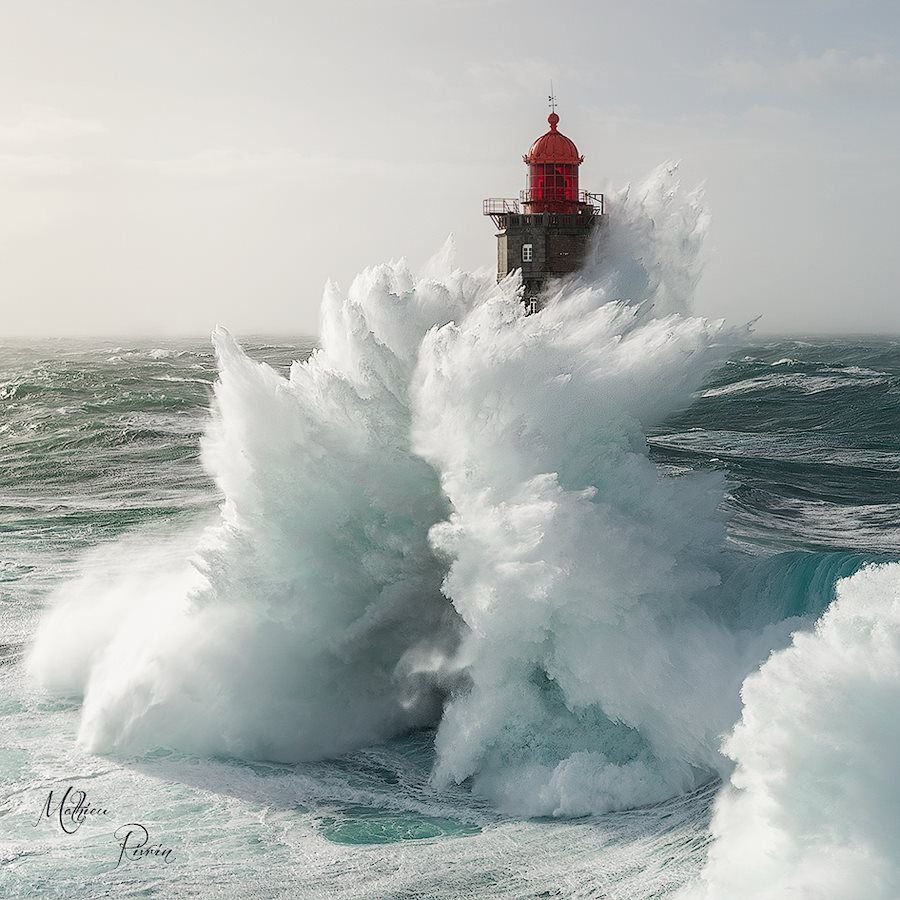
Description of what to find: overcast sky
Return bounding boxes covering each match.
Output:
[2,0,899,338]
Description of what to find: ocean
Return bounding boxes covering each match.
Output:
[2,168,898,898]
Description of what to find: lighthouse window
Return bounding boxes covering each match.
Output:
[527,163,579,202]
[522,243,533,262]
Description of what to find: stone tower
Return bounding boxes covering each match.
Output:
[483,109,606,313]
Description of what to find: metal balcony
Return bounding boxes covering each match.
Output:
[483,198,521,216]
[482,189,606,231]
[483,193,605,229]
[519,190,605,214]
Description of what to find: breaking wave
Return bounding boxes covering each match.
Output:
[26,165,894,891]
[684,562,900,900]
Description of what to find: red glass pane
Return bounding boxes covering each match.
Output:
[527,163,579,205]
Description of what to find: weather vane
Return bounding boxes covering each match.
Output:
[548,82,557,113]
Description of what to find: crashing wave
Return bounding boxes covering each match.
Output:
[27,165,871,850]
[684,562,900,900]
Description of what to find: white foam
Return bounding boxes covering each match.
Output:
[685,562,900,900]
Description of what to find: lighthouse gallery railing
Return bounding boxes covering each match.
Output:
[483,191,605,218]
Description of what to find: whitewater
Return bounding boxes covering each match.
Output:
[4,165,900,898]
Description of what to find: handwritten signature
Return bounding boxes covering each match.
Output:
[34,785,176,866]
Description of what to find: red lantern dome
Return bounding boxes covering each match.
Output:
[522,112,584,213]
[524,112,584,165]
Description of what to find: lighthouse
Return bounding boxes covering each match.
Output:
[483,106,606,313]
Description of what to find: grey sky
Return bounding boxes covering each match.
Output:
[1,0,899,337]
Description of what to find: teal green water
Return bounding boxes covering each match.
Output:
[318,806,482,845]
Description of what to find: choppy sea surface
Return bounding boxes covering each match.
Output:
[1,334,896,898]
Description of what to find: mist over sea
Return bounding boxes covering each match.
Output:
[3,169,900,898]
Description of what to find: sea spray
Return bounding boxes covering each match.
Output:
[412,300,741,814]
[684,562,900,900]
[29,245,488,761]
[403,168,754,813]
[25,527,207,699]
[27,164,846,824]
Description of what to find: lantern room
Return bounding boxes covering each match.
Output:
[522,111,585,214]
[482,101,607,314]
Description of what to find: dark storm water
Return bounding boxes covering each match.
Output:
[1,335,898,898]
[649,338,900,555]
